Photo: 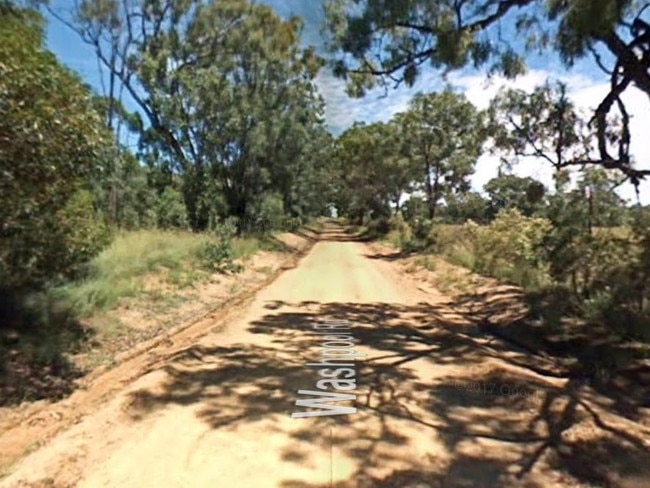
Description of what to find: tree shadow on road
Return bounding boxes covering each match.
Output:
[451,286,650,425]
[125,300,650,488]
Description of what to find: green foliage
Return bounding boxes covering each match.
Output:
[489,81,592,174]
[426,211,552,290]
[156,187,188,230]
[196,240,239,274]
[402,196,428,224]
[364,217,392,239]
[68,0,327,232]
[325,90,486,225]
[325,0,637,95]
[247,193,285,235]
[283,216,303,232]
[484,174,547,218]
[334,121,416,222]
[386,212,413,249]
[195,219,243,273]
[325,0,647,181]
[0,3,115,288]
[397,89,486,219]
[426,208,650,339]
[53,189,112,278]
[92,150,158,230]
[473,210,552,289]
[441,192,491,224]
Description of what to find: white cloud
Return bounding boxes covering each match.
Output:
[316,69,444,134]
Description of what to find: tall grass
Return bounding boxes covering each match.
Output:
[232,236,266,258]
[52,230,212,317]
[52,228,269,318]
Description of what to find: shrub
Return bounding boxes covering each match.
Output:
[471,209,551,288]
[247,193,285,234]
[195,219,243,273]
[283,216,303,232]
[53,189,112,280]
[0,5,115,288]
[413,218,434,241]
[387,212,413,249]
[427,210,551,289]
[365,217,391,238]
[156,187,188,230]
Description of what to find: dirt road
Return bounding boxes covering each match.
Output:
[2,224,649,487]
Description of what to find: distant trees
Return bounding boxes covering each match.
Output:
[397,90,487,219]
[333,89,486,223]
[484,174,547,218]
[488,80,629,228]
[442,192,491,224]
[46,0,329,233]
[334,121,417,222]
[488,81,597,178]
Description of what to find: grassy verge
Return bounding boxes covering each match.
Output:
[0,228,291,407]
[53,230,209,317]
[52,229,273,317]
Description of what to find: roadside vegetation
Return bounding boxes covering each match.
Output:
[325,0,650,382]
[331,98,650,377]
[330,95,650,386]
[2,0,650,409]
[0,1,332,406]
[52,225,267,320]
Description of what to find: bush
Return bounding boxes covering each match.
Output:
[573,219,650,340]
[427,210,551,290]
[283,216,303,232]
[387,212,413,248]
[365,217,391,238]
[53,189,112,279]
[427,222,479,254]
[157,187,188,230]
[423,205,650,341]
[472,209,551,288]
[247,193,285,234]
[413,218,434,241]
[195,219,243,273]
[0,5,115,288]
[402,196,428,223]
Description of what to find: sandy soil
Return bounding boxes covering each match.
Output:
[1,223,649,488]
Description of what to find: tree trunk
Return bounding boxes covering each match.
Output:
[425,160,435,219]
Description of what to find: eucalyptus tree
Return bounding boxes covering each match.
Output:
[488,81,596,187]
[396,89,486,219]
[484,174,547,218]
[49,0,324,231]
[335,121,417,222]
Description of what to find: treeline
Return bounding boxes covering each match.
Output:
[331,82,645,226]
[1,0,337,293]
[330,83,650,340]
[325,0,650,341]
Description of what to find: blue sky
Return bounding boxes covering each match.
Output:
[42,0,650,203]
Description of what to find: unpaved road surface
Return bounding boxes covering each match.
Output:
[2,224,649,488]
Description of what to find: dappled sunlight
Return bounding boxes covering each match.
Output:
[122,299,650,487]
